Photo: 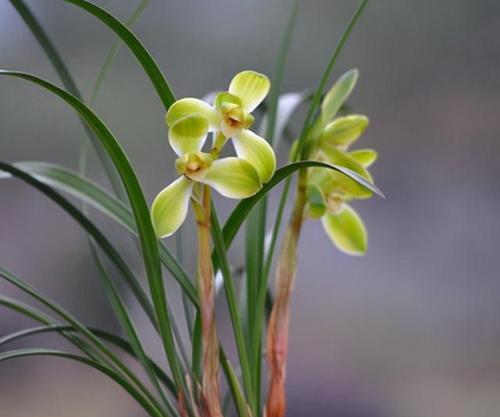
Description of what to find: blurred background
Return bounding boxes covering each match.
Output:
[1,0,500,416]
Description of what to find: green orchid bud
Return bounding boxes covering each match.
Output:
[320,115,369,149]
[321,203,367,255]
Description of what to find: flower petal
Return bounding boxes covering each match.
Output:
[350,149,378,168]
[232,129,276,183]
[321,204,367,255]
[151,176,193,238]
[169,115,209,156]
[201,157,261,199]
[305,183,326,219]
[228,70,270,112]
[321,69,358,124]
[317,144,374,199]
[166,98,219,129]
[320,115,369,148]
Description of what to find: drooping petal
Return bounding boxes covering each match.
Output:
[321,69,358,124]
[228,70,270,112]
[166,98,219,129]
[201,157,261,199]
[350,149,378,168]
[321,204,367,255]
[232,129,276,183]
[305,183,326,219]
[320,115,369,148]
[169,115,209,156]
[151,176,193,238]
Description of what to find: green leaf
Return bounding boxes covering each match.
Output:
[0,267,164,416]
[9,0,125,198]
[63,0,175,108]
[320,69,359,124]
[245,5,298,410]
[321,204,367,255]
[0,162,156,326]
[316,144,374,199]
[0,323,176,396]
[0,348,165,417]
[88,242,176,414]
[0,71,183,390]
[221,160,383,250]
[294,0,369,160]
[0,161,197,304]
[211,207,255,413]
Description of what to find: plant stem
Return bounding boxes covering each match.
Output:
[265,169,307,417]
[194,185,223,417]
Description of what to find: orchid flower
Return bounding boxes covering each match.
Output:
[305,71,378,255]
[151,70,276,238]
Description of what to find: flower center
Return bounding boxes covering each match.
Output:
[176,152,213,181]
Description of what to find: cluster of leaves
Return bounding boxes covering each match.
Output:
[0,1,380,417]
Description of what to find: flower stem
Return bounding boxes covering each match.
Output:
[194,184,223,417]
[265,169,307,417]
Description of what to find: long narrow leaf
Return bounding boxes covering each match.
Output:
[0,267,164,415]
[211,207,255,416]
[221,160,384,251]
[8,0,125,198]
[0,70,183,389]
[0,323,176,395]
[62,0,175,108]
[0,162,156,325]
[0,348,165,417]
[0,161,197,303]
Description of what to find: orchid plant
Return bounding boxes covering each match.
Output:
[0,1,382,417]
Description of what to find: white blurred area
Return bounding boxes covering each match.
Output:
[1,1,500,416]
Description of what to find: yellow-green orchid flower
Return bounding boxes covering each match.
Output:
[151,114,266,238]
[303,69,378,255]
[151,71,278,239]
[165,70,276,184]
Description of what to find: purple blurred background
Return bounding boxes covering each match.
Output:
[1,1,500,416]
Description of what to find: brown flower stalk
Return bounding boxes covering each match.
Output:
[194,185,223,417]
[265,171,307,417]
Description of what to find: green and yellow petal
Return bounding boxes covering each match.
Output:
[151,176,193,238]
[320,115,369,148]
[228,70,270,112]
[350,149,378,168]
[321,69,359,124]
[201,157,262,199]
[305,183,326,219]
[321,204,367,255]
[166,98,219,129]
[232,129,276,183]
[169,115,209,156]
